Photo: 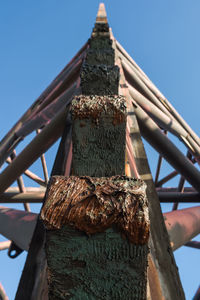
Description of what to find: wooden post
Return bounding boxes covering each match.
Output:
[41,176,149,299]
[40,4,150,299]
[16,4,150,299]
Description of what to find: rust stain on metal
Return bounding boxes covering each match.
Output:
[71,95,126,126]
[41,175,149,244]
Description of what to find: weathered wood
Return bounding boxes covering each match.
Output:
[41,5,149,299]
[71,95,126,176]
[41,176,149,299]
[16,5,150,299]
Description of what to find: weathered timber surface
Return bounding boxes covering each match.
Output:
[41,176,149,243]
[80,16,119,97]
[80,64,119,96]
[71,95,126,177]
[85,49,114,65]
[41,175,149,300]
[46,227,148,300]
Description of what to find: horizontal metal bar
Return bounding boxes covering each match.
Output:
[158,191,200,203]
[156,187,195,193]
[2,190,199,204]
[5,187,45,193]
[0,191,45,203]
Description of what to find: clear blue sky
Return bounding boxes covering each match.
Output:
[1,1,200,299]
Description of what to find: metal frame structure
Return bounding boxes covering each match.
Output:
[0,3,200,299]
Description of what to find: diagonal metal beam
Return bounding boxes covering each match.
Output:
[164,206,200,250]
[0,206,37,251]
[114,44,185,299]
[133,102,200,192]
[0,106,69,195]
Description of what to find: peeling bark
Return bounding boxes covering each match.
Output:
[41,175,149,244]
[41,176,149,300]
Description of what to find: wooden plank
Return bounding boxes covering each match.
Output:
[41,11,149,300]
[41,176,149,299]
[71,95,126,176]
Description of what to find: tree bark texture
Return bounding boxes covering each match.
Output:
[41,176,149,300]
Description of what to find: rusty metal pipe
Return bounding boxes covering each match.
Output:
[122,60,172,118]
[116,40,149,80]
[172,175,185,210]
[155,155,163,185]
[10,151,31,212]
[0,53,82,167]
[128,84,191,141]
[36,129,49,184]
[5,187,45,193]
[160,96,200,147]
[0,206,38,250]
[119,51,165,101]
[164,206,200,250]
[0,107,68,194]
[7,154,47,187]
[0,78,77,168]
[0,42,87,147]
[158,191,200,203]
[118,43,200,148]
[156,170,178,187]
[134,103,200,192]
[0,191,45,203]
[156,187,195,193]
[16,82,76,138]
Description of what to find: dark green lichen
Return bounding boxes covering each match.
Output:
[46,226,149,300]
[80,64,119,95]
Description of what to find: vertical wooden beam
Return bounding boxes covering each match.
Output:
[41,176,149,299]
[16,4,150,299]
[71,95,126,176]
[41,4,149,300]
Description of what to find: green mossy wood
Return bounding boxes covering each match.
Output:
[42,4,149,300]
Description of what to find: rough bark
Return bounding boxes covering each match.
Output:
[71,95,126,177]
[41,176,149,300]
